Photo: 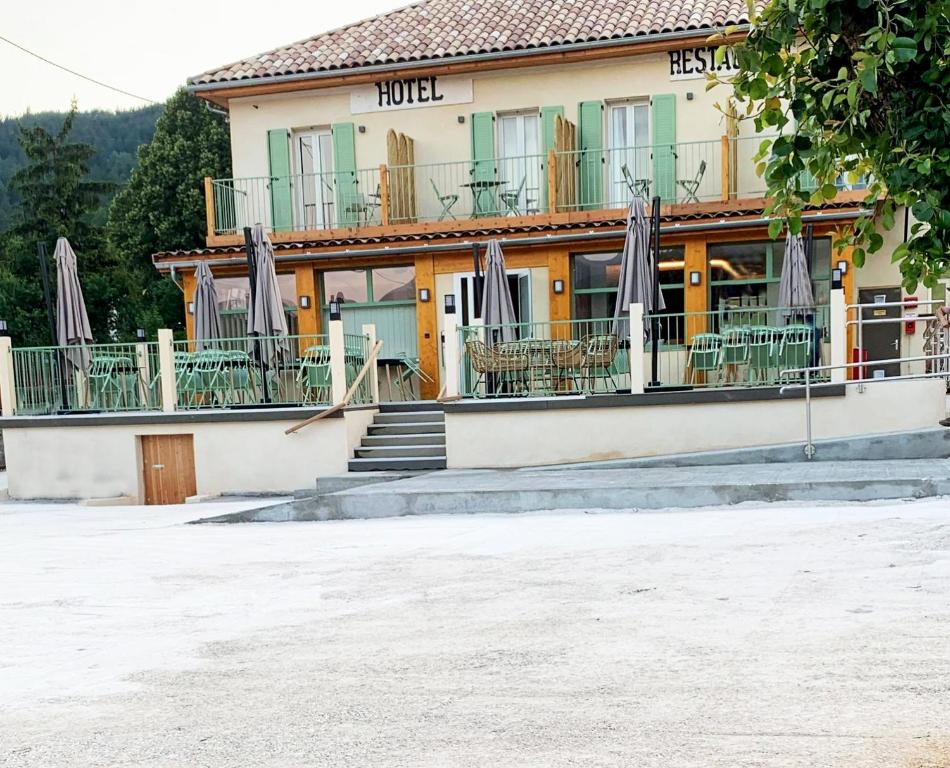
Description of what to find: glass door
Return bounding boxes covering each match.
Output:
[295,131,334,229]
[607,102,650,207]
[497,112,541,215]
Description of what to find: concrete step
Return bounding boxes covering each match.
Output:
[368,421,446,436]
[361,433,446,448]
[373,410,445,425]
[355,444,447,459]
[378,401,444,414]
[348,456,447,472]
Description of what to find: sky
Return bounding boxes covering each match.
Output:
[0,0,407,117]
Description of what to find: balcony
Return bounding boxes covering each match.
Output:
[203,135,835,245]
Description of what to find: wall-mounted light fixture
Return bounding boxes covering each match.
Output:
[444,293,457,314]
[689,271,702,286]
[299,295,311,309]
[418,288,431,303]
[552,279,565,295]
[831,268,843,290]
[358,125,367,134]
[836,259,849,275]
[187,302,195,315]
[136,328,146,341]
[457,115,465,124]
[329,300,341,321]
[686,91,695,101]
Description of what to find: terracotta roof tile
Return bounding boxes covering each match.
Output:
[190,0,757,86]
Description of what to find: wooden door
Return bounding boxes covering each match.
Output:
[141,434,196,505]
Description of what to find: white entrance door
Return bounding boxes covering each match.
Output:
[607,102,650,206]
[295,131,335,229]
[497,113,541,214]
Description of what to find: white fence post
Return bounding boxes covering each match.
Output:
[830,288,846,384]
[156,329,176,413]
[329,314,347,406]
[0,335,16,417]
[628,303,645,395]
[361,323,380,404]
[443,307,460,399]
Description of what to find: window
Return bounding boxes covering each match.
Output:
[607,101,650,207]
[321,267,416,306]
[573,247,685,326]
[213,274,298,336]
[497,111,541,213]
[295,130,335,228]
[708,238,832,309]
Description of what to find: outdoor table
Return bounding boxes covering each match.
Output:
[462,179,506,217]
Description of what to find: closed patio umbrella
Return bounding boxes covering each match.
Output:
[193,262,222,351]
[779,229,815,323]
[247,224,289,364]
[54,237,93,371]
[480,239,517,344]
[613,198,664,338]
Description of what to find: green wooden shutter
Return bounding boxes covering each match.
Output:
[470,112,496,216]
[651,94,677,203]
[540,106,564,209]
[332,122,358,226]
[267,129,293,232]
[577,101,604,210]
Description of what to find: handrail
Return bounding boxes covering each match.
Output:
[284,339,383,435]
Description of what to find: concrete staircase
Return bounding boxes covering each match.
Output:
[349,403,446,472]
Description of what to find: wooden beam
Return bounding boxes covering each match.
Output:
[720,135,730,203]
[203,176,215,244]
[684,239,707,344]
[414,252,439,400]
[379,164,390,227]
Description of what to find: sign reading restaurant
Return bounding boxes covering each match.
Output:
[351,75,473,114]
[669,45,740,80]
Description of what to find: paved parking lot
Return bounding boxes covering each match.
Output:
[1,497,949,767]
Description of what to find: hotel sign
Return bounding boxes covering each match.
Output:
[669,46,740,81]
[350,75,473,115]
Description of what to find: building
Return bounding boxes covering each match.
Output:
[151,0,931,399]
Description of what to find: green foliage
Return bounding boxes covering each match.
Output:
[107,89,231,337]
[0,108,121,345]
[0,105,162,231]
[710,0,950,290]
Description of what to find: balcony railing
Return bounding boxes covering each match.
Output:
[204,134,833,239]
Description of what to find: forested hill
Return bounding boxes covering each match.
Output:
[0,104,164,229]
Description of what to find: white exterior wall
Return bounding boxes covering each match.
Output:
[3,414,370,501]
[444,379,945,468]
[227,53,748,181]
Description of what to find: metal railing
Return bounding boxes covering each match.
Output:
[388,153,547,224]
[211,168,382,235]
[458,317,632,398]
[12,342,162,415]
[649,305,831,389]
[554,140,722,211]
[343,333,374,405]
[171,333,331,409]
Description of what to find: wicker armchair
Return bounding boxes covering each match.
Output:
[580,333,619,392]
[465,339,529,396]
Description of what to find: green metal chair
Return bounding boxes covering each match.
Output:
[687,333,722,386]
[778,324,813,382]
[88,355,138,411]
[747,326,781,385]
[224,350,256,404]
[297,344,331,404]
[720,327,750,384]
[430,178,459,221]
[677,160,707,203]
[500,176,527,216]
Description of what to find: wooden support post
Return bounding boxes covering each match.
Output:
[203,176,215,241]
[361,323,380,403]
[0,335,16,417]
[628,302,645,395]
[547,149,557,214]
[720,135,730,202]
[328,318,347,405]
[379,164,390,227]
[157,328,176,413]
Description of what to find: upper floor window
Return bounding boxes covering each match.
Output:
[607,101,650,207]
[497,111,541,214]
[294,129,335,229]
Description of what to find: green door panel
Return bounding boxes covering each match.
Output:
[267,129,293,232]
[651,94,677,203]
[332,123,359,226]
[577,101,604,210]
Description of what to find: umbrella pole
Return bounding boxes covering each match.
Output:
[472,243,483,320]
[649,196,662,388]
[37,241,70,410]
[244,227,270,404]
